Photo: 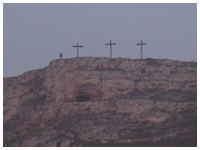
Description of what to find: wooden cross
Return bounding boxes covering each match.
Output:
[136,40,147,59]
[72,42,83,57]
[105,40,116,58]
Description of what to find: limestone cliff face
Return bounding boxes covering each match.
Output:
[3,57,197,146]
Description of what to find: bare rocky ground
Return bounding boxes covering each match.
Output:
[3,57,197,147]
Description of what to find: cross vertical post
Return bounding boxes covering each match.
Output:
[72,42,84,57]
[105,40,116,58]
[136,40,147,59]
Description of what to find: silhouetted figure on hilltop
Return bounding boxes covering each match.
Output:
[60,52,63,59]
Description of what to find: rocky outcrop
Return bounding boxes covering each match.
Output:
[3,57,197,146]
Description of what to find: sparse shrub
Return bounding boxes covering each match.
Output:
[140,69,147,73]
[22,76,44,91]
[145,58,161,67]
[22,94,47,107]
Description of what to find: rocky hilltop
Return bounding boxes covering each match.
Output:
[3,57,197,146]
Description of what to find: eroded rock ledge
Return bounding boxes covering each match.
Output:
[3,57,197,146]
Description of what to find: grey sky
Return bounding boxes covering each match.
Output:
[3,3,197,77]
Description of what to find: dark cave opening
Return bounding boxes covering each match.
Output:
[76,93,90,102]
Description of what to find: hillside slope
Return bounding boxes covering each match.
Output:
[3,57,197,146]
